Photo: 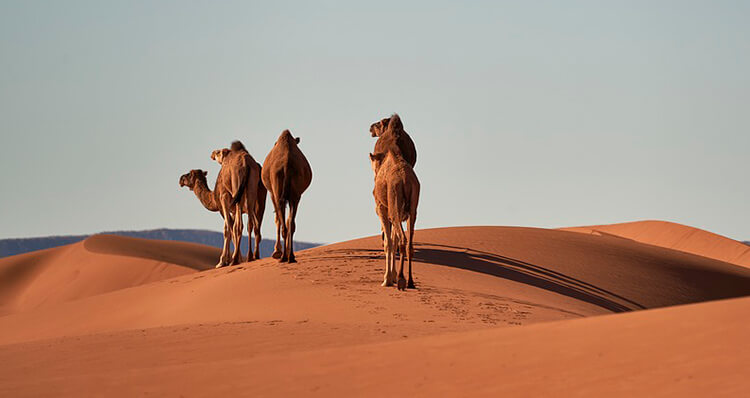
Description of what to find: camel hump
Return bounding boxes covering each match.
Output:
[231,140,247,152]
[387,114,403,134]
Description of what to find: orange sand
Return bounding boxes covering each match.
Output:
[0,224,748,396]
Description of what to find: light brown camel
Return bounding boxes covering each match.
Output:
[212,141,260,265]
[262,130,312,263]
[370,114,417,167]
[211,145,267,260]
[369,146,420,290]
[371,113,418,253]
[178,141,254,267]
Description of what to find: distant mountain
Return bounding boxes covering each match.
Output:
[0,229,322,259]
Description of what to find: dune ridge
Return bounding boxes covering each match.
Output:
[562,220,750,268]
[0,234,219,315]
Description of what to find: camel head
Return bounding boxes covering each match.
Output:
[179,169,208,190]
[370,118,390,137]
[210,148,231,164]
[369,152,386,175]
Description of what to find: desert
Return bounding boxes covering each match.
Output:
[1,223,749,396]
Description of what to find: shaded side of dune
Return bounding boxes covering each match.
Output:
[82,234,220,271]
[0,235,222,315]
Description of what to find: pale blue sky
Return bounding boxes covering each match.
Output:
[1,1,748,243]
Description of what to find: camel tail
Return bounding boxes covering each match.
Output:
[273,166,291,209]
[231,166,249,206]
[388,184,406,244]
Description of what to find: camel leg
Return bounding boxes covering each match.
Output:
[254,183,266,260]
[217,198,233,268]
[253,213,262,260]
[285,199,299,263]
[244,184,257,262]
[407,215,416,289]
[379,214,393,287]
[230,204,244,265]
[269,197,283,259]
[246,211,253,261]
[394,221,407,290]
[278,200,289,262]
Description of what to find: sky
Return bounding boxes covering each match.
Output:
[1,1,748,243]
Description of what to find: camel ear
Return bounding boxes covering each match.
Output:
[370,153,384,161]
[203,171,208,177]
[295,137,300,144]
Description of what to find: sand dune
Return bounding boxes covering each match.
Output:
[0,234,218,315]
[2,295,744,397]
[0,225,748,396]
[562,220,750,267]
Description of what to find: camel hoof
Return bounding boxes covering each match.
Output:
[407,280,416,289]
[271,251,282,259]
[215,263,227,269]
[382,280,393,287]
[279,257,288,263]
[397,277,407,291]
[288,255,297,263]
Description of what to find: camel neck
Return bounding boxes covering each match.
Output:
[193,180,219,212]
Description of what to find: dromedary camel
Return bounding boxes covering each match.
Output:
[178,141,257,267]
[371,114,418,253]
[179,168,239,266]
[262,130,312,263]
[369,144,420,290]
[211,145,267,260]
[370,114,417,167]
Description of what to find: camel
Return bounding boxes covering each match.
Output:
[179,168,238,266]
[370,114,417,167]
[261,130,312,263]
[211,145,267,260]
[369,144,420,290]
[371,114,418,253]
[212,141,260,265]
[178,141,257,267]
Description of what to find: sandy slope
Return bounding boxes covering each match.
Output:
[0,225,749,396]
[0,234,218,315]
[562,220,750,267]
[2,296,746,397]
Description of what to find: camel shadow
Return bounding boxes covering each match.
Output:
[413,244,645,313]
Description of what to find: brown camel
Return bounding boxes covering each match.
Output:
[370,114,417,167]
[178,141,254,267]
[212,141,260,265]
[371,114,418,253]
[369,146,420,290]
[178,168,240,266]
[211,146,267,260]
[262,130,312,263]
